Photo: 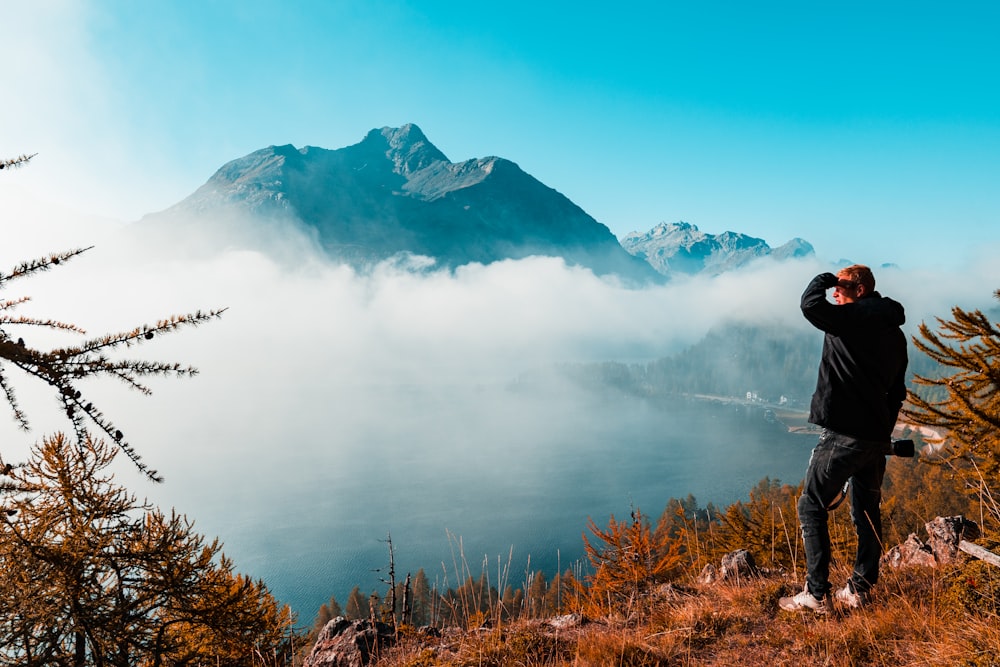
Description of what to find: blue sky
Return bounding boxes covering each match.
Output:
[3,0,999,269]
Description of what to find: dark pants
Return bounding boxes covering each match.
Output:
[798,429,887,598]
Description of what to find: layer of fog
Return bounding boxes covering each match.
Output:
[3,204,1000,617]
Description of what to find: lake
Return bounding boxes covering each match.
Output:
[189,384,816,625]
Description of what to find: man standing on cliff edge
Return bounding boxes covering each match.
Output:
[779,264,908,614]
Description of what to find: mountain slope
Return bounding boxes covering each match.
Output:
[138,124,661,282]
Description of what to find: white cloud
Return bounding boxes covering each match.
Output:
[3,215,998,469]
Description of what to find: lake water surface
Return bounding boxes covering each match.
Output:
[195,385,815,625]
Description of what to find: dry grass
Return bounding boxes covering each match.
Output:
[334,463,1000,666]
[374,563,1000,667]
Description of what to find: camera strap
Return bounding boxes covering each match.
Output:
[826,480,850,511]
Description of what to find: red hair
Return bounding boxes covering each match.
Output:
[837,264,875,293]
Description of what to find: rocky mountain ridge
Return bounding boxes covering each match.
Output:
[138,124,813,280]
[620,221,814,276]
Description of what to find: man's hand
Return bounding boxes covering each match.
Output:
[817,273,840,289]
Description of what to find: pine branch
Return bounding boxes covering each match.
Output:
[51,309,226,358]
[0,247,92,288]
[0,364,28,430]
[0,247,225,481]
[105,368,156,395]
[903,292,1000,477]
[0,153,37,170]
[0,296,32,312]
[0,315,86,333]
[58,391,162,482]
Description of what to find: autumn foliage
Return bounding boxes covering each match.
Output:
[904,289,1000,520]
[0,434,293,665]
[579,508,685,618]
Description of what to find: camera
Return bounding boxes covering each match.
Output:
[890,439,915,457]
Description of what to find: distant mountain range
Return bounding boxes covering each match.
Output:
[136,124,812,280]
[620,221,814,277]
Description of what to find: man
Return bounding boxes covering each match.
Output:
[779,264,908,614]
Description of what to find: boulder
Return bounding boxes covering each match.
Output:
[883,516,982,569]
[697,550,759,584]
[925,516,981,565]
[546,613,586,630]
[696,563,719,584]
[720,549,759,582]
[883,533,937,568]
[304,617,396,667]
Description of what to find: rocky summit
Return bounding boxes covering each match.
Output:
[137,124,662,283]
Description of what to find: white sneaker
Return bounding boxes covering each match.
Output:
[834,585,867,609]
[779,588,829,614]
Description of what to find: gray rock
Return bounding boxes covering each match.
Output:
[883,516,982,569]
[697,563,719,584]
[925,515,981,564]
[720,549,759,582]
[546,613,586,630]
[883,533,937,568]
[697,550,759,584]
[304,617,396,667]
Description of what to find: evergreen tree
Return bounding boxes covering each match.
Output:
[653,494,721,570]
[543,571,564,615]
[714,478,804,569]
[0,433,291,665]
[881,439,975,544]
[449,574,496,625]
[500,584,519,620]
[301,593,345,662]
[903,290,1000,516]
[0,153,291,665]
[326,593,344,619]
[558,567,582,613]
[311,593,343,633]
[345,586,367,620]
[410,568,432,626]
[525,570,547,619]
[581,509,681,619]
[507,587,525,620]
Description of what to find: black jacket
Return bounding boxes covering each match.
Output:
[800,273,908,441]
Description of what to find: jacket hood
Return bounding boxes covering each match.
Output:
[866,291,906,327]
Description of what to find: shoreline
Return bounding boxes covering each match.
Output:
[685,393,945,443]
[687,392,820,435]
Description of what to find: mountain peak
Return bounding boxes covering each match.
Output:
[359,123,449,176]
[380,122,427,147]
[772,237,815,260]
[137,124,660,283]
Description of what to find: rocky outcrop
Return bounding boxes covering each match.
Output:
[546,613,586,631]
[925,515,981,564]
[698,549,760,584]
[884,515,982,568]
[883,533,937,568]
[303,617,396,667]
